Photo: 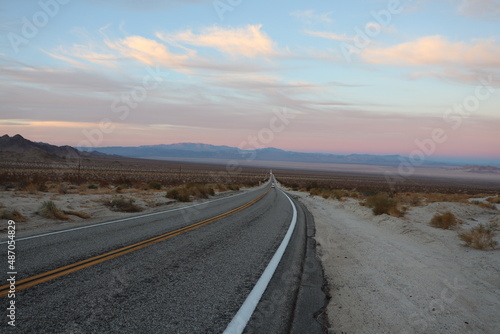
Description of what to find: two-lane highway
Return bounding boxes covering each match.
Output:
[1,183,317,333]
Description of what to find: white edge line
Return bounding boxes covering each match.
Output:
[223,189,297,334]
[0,187,263,244]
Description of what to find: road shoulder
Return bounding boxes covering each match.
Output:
[244,190,329,334]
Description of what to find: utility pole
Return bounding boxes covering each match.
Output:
[77,157,81,184]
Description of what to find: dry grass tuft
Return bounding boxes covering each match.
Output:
[38,201,70,220]
[426,193,472,203]
[394,193,423,206]
[147,181,162,190]
[429,211,459,229]
[104,197,143,212]
[0,209,27,222]
[486,195,500,204]
[309,188,352,201]
[58,183,68,194]
[166,183,218,202]
[471,201,496,210]
[63,210,91,219]
[26,183,38,194]
[215,184,229,192]
[459,223,498,250]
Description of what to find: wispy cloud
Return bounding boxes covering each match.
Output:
[408,68,500,86]
[364,22,398,34]
[361,35,500,68]
[290,9,333,24]
[107,35,196,68]
[157,25,282,58]
[0,120,28,126]
[304,30,355,42]
[455,0,500,21]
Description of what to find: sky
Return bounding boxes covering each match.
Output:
[1,0,499,163]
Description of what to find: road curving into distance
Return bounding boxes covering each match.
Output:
[1,180,326,333]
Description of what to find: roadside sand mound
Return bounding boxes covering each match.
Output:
[292,191,499,334]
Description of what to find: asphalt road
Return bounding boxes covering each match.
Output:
[0,183,325,333]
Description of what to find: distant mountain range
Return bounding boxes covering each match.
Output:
[91,142,443,167]
[2,135,499,171]
[0,134,97,163]
[453,165,500,174]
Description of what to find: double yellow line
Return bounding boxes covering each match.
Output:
[0,189,269,297]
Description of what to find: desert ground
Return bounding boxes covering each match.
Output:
[0,157,267,237]
[150,157,500,185]
[0,184,253,239]
[1,158,499,333]
[289,190,499,334]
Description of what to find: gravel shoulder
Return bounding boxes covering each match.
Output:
[290,191,499,334]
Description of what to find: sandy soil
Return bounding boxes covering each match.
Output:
[0,186,248,239]
[152,157,500,183]
[291,191,499,334]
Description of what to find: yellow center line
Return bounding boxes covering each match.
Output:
[0,189,270,297]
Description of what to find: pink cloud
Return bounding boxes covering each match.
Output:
[157,25,281,58]
[107,35,195,68]
[361,35,500,68]
[5,111,500,159]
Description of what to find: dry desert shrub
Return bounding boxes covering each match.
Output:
[38,201,69,220]
[471,201,496,210]
[423,193,470,203]
[459,223,498,250]
[429,211,459,229]
[58,183,68,194]
[104,197,143,213]
[166,183,217,202]
[215,184,228,192]
[0,209,26,222]
[147,181,162,190]
[226,184,240,191]
[365,193,401,216]
[487,195,500,204]
[316,189,349,200]
[309,188,321,197]
[26,183,38,194]
[395,193,423,207]
[166,188,191,202]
